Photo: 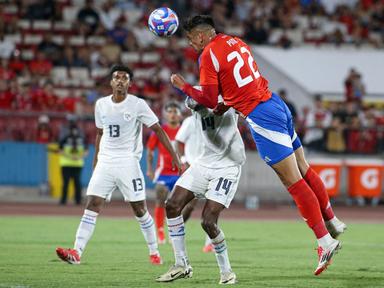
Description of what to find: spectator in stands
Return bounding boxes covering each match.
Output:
[101,36,122,65]
[0,32,15,59]
[303,94,332,151]
[99,0,121,31]
[277,30,293,49]
[76,47,91,68]
[124,31,140,52]
[325,116,346,153]
[25,0,56,20]
[13,82,32,111]
[8,50,26,75]
[29,51,53,76]
[344,68,365,103]
[61,95,78,113]
[0,79,14,110]
[352,72,365,103]
[36,114,52,144]
[327,27,345,46]
[0,59,16,80]
[37,33,62,65]
[75,94,94,118]
[343,101,359,126]
[58,117,88,205]
[244,19,269,44]
[77,0,100,36]
[279,89,297,122]
[234,0,253,22]
[346,115,378,154]
[107,16,129,47]
[59,46,88,68]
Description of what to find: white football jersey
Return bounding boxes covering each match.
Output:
[95,94,158,165]
[193,108,246,168]
[175,116,203,165]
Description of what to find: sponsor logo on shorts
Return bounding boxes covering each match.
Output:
[264,156,271,163]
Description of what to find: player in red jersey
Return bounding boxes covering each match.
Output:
[171,15,346,276]
[147,101,181,244]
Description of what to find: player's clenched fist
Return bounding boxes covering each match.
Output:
[170,74,186,90]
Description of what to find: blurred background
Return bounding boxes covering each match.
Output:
[0,0,383,208]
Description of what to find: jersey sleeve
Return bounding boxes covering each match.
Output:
[175,117,192,143]
[146,131,159,150]
[137,99,159,128]
[199,48,219,86]
[94,100,103,129]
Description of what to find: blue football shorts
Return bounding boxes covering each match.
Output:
[155,174,180,192]
[246,93,302,166]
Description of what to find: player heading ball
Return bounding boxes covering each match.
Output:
[170,15,346,277]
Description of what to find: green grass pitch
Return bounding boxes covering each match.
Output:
[0,216,383,288]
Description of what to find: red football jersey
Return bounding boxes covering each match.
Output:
[147,124,179,176]
[199,33,272,116]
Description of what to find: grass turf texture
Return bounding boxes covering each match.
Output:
[0,217,383,288]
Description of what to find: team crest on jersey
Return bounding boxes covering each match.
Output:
[123,112,132,121]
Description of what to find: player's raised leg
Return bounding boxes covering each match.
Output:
[130,200,162,265]
[271,154,341,275]
[295,147,347,238]
[56,195,103,264]
[156,186,195,282]
[201,200,236,284]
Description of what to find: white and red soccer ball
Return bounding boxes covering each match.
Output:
[148,7,179,37]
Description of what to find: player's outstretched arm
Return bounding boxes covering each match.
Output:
[170,74,219,109]
[92,128,103,170]
[149,123,182,174]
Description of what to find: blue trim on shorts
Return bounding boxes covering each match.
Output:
[246,93,302,166]
[156,174,180,192]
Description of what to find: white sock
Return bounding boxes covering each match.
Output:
[167,216,189,267]
[74,209,98,256]
[211,230,232,274]
[205,234,211,246]
[136,211,159,255]
[317,233,334,248]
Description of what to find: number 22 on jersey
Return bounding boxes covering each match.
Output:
[227,46,260,88]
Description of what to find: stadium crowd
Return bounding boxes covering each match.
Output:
[0,0,383,153]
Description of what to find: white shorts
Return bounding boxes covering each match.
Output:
[176,164,241,208]
[87,161,146,202]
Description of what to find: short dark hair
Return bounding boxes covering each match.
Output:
[183,15,215,32]
[164,101,181,111]
[110,64,133,80]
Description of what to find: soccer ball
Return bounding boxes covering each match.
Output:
[148,7,179,37]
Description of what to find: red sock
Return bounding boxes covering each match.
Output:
[154,206,165,232]
[288,179,328,239]
[304,167,335,221]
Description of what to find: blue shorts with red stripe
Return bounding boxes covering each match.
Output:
[246,93,302,166]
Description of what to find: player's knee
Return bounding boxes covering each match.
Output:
[201,216,215,232]
[165,199,181,217]
[85,196,103,213]
[132,206,146,218]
